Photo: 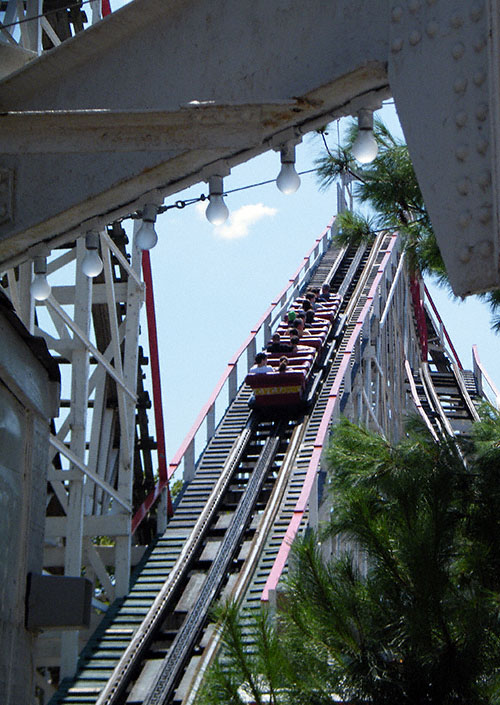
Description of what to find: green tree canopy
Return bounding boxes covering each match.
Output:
[200,413,500,705]
[315,120,500,329]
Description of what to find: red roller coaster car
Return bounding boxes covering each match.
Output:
[245,294,342,409]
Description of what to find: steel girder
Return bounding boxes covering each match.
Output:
[0,0,499,296]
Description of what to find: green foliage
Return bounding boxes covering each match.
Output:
[334,211,377,248]
[317,119,446,281]
[315,145,354,192]
[199,601,293,705]
[316,117,500,325]
[200,416,500,705]
[302,417,500,704]
[477,290,500,333]
[170,478,184,501]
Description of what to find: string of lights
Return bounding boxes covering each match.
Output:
[128,118,379,251]
[28,112,378,291]
[127,167,318,223]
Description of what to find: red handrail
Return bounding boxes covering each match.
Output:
[167,221,333,477]
[262,234,398,601]
[423,284,463,369]
[132,251,172,534]
[409,276,428,362]
[133,221,333,531]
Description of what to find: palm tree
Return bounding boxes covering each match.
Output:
[315,120,500,325]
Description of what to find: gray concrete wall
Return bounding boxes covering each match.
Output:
[0,299,59,705]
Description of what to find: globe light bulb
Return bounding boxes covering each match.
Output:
[31,273,51,301]
[82,249,103,277]
[136,220,158,250]
[136,204,159,250]
[81,231,103,277]
[276,162,301,194]
[206,175,229,225]
[206,194,229,225]
[276,142,301,194]
[31,256,51,301]
[351,129,378,164]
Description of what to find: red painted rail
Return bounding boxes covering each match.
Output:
[168,221,333,477]
[423,284,463,370]
[410,276,428,362]
[132,251,172,534]
[133,221,333,530]
[262,234,398,601]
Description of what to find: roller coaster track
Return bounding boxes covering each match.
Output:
[50,234,375,705]
[406,289,481,437]
[51,230,487,705]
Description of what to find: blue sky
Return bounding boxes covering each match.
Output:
[132,105,500,461]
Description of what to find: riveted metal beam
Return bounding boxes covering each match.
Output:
[0,0,499,295]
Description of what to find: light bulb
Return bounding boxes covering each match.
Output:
[82,231,103,277]
[276,142,301,194]
[136,204,159,250]
[31,273,51,301]
[82,249,103,277]
[206,194,229,225]
[206,175,229,225]
[351,129,378,164]
[136,220,158,250]
[276,162,301,194]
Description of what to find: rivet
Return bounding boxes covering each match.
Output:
[426,21,438,37]
[470,4,483,22]
[479,170,491,189]
[455,111,467,127]
[473,70,486,86]
[392,38,404,52]
[477,138,489,154]
[409,30,421,45]
[452,42,465,59]
[453,78,467,94]
[476,103,488,121]
[456,145,468,161]
[408,0,420,12]
[458,211,471,228]
[450,14,463,28]
[457,179,470,195]
[474,36,487,52]
[479,206,492,224]
[392,6,403,21]
[458,245,472,263]
[478,240,493,258]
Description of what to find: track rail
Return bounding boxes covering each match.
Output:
[261,232,398,602]
[91,418,297,704]
[51,236,377,705]
[408,301,481,436]
[143,429,282,705]
[94,421,258,704]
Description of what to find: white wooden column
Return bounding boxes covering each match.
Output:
[114,224,143,597]
[60,237,92,678]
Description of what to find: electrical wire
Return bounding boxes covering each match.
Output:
[128,167,318,222]
[224,167,316,196]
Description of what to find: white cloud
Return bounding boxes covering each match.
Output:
[213,203,278,240]
[195,201,208,218]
